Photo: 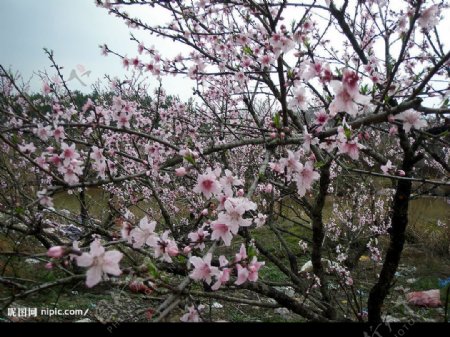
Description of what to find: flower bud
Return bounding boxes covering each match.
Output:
[175,167,187,177]
[47,246,65,258]
[167,246,179,257]
[264,183,273,193]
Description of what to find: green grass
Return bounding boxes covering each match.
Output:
[412,276,440,291]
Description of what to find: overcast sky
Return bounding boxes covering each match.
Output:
[0,0,193,100]
[1,1,448,105]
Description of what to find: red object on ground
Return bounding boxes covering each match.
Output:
[406,289,442,307]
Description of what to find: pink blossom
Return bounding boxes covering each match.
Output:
[235,264,249,285]
[269,162,283,174]
[235,243,247,263]
[380,160,394,174]
[314,110,329,128]
[193,168,222,199]
[129,216,157,248]
[302,62,322,81]
[150,231,179,262]
[60,143,80,166]
[418,5,440,30]
[389,126,398,135]
[329,81,362,117]
[247,257,264,282]
[180,305,205,322]
[188,227,209,250]
[219,169,243,195]
[42,82,52,94]
[47,246,65,258]
[295,162,320,197]
[216,192,231,211]
[264,183,273,193]
[53,126,65,141]
[189,253,218,285]
[131,57,140,68]
[342,69,360,96]
[58,160,83,185]
[90,146,104,162]
[258,54,273,68]
[329,71,371,117]
[303,126,319,153]
[279,150,302,177]
[270,33,294,55]
[36,156,50,170]
[120,221,132,240]
[188,62,206,79]
[37,189,54,208]
[234,71,247,85]
[396,110,427,133]
[288,87,308,110]
[210,215,234,246]
[175,167,187,177]
[34,124,52,141]
[122,56,130,69]
[338,140,363,160]
[224,197,256,229]
[18,142,36,155]
[235,257,264,285]
[397,170,406,176]
[117,112,130,128]
[254,213,267,228]
[211,255,231,291]
[76,240,123,288]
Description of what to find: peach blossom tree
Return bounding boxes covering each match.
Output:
[1,0,449,323]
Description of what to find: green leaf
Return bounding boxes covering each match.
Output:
[438,130,449,138]
[147,260,160,279]
[314,161,325,169]
[184,154,196,165]
[344,125,352,140]
[243,45,253,56]
[303,39,310,49]
[287,69,295,80]
[11,134,19,144]
[273,112,281,129]
[360,84,369,95]
[15,206,24,215]
[247,245,257,260]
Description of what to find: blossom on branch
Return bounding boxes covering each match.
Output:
[76,239,123,288]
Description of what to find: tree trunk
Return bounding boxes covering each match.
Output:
[367,131,417,323]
